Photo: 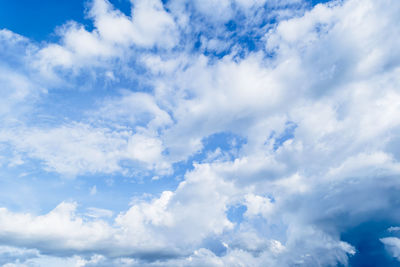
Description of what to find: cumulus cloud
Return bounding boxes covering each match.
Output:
[381,237,400,261]
[90,0,178,48]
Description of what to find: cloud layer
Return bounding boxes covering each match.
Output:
[1,0,400,266]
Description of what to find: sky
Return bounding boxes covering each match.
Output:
[0,0,400,266]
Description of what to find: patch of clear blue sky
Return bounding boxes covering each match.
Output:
[201,237,228,257]
[227,204,247,224]
[273,121,297,150]
[342,221,400,266]
[0,0,132,42]
[0,158,182,215]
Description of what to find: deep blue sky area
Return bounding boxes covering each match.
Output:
[0,0,131,41]
[342,221,400,267]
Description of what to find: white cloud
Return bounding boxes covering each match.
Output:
[93,91,172,130]
[1,122,170,177]
[244,194,274,218]
[85,207,113,219]
[0,30,45,122]
[0,246,39,266]
[381,237,400,261]
[88,0,178,48]
[34,0,178,77]
[0,168,235,259]
[388,227,400,233]
[0,202,113,255]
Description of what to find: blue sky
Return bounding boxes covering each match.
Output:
[1,0,400,266]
